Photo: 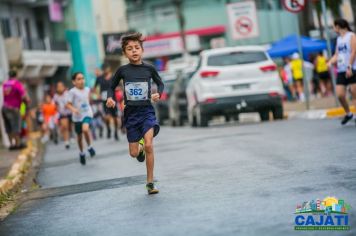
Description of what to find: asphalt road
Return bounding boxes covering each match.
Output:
[0,119,355,236]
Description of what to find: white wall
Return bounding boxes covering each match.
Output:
[92,0,128,60]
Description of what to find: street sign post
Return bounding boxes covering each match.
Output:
[282,0,310,110]
[321,0,339,107]
[226,1,259,40]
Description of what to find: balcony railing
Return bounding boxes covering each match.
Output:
[22,37,68,51]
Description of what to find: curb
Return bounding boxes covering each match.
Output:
[0,133,40,197]
[326,106,356,118]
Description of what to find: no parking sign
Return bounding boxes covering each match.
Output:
[227,1,259,40]
[281,0,306,13]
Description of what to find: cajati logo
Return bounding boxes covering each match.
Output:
[294,196,351,231]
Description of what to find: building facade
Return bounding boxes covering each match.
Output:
[124,0,298,65]
[0,0,72,105]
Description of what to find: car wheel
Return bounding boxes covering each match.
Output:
[272,106,284,120]
[259,110,270,122]
[196,106,208,127]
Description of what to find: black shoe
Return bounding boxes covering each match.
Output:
[65,144,70,150]
[79,153,86,165]
[88,147,96,158]
[146,183,159,194]
[107,129,111,139]
[341,114,353,125]
[136,150,145,162]
[114,131,119,141]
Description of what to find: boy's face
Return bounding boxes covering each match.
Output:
[56,82,65,93]
[45,95,52,103]
[73,74,85,89]
[124,40,143,64]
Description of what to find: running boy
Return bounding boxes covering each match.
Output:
[106,32,164,194]
[67,72,96,165]
[53,81,72,149]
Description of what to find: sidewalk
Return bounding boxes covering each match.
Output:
[284,96,355,119]
[0,147,20,180]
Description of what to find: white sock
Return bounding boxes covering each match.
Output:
[347,112,353,117]
[87,146,93,150]
[80,151,85,156]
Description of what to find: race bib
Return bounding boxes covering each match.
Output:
[337,54,346,67]
[101,91,108,100]
[80,103,90,112]
[125,82,148,101]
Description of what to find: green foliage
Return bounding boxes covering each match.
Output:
[312,0,343,18]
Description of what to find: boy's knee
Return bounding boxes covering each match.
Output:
[129,150,139,158]
[144,143,153,153]
[82,124,90,133]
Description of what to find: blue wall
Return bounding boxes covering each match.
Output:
[66,0,100,87]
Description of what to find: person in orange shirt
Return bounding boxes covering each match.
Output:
[41,94,58,143]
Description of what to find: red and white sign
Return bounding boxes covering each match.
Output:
[227,1,259,40]
[282,0,306,13]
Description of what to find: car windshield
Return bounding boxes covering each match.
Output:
[207,51,267,66]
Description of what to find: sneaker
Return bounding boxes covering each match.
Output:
[79,153,86,165]
[136,138,145,162]
[65,144,70,150]
[341,113,353,125]
[88,147,96,158]
[146,183,159,194]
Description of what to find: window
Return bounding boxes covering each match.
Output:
[15,18,22,37]
[0,18,11,38]
[207,51,268,66]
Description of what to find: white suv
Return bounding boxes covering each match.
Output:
[186,46,284,127]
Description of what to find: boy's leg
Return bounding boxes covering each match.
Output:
[128,142,141,158]
[82,123,92,146]
[82,120,96,157]
[143,128,155,183]
[77,133,83,153]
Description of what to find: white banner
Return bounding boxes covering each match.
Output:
[227,1,259,40]
[143,35,201,58]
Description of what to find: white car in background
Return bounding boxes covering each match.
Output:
[186,46,284,127]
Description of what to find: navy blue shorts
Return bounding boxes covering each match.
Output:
[124,105,160,143]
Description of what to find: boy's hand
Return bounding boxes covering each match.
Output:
[106,97,116,108]
[151,93,160,103]
[72,108,80,115]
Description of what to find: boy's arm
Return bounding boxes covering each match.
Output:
[151,67,164,97]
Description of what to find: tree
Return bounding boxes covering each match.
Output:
[312,0,342,39]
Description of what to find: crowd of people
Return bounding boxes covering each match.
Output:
[279,19,356,125]
[280,52,332,102]
[1,32,163,194]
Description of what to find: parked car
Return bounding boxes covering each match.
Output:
[186,46,285,127]
[168,70,194,126]
[153,71,177,125]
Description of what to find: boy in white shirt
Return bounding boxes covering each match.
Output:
[66,72,96,165]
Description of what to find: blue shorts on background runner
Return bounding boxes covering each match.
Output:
[124,105,159,143]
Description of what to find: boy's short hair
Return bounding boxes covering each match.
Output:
[121,32,144,52]
[71,72,82,81]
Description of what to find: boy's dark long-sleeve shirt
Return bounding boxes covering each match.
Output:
[108,62,164,106]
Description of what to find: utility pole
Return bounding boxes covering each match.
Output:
[172,0,189,58]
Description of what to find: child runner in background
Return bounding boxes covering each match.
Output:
[53,81,72,149]
[41,94,58,144]
[106,32,164,194]
[66,72,96,165]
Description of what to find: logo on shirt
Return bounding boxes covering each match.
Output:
[338,44,348,53]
